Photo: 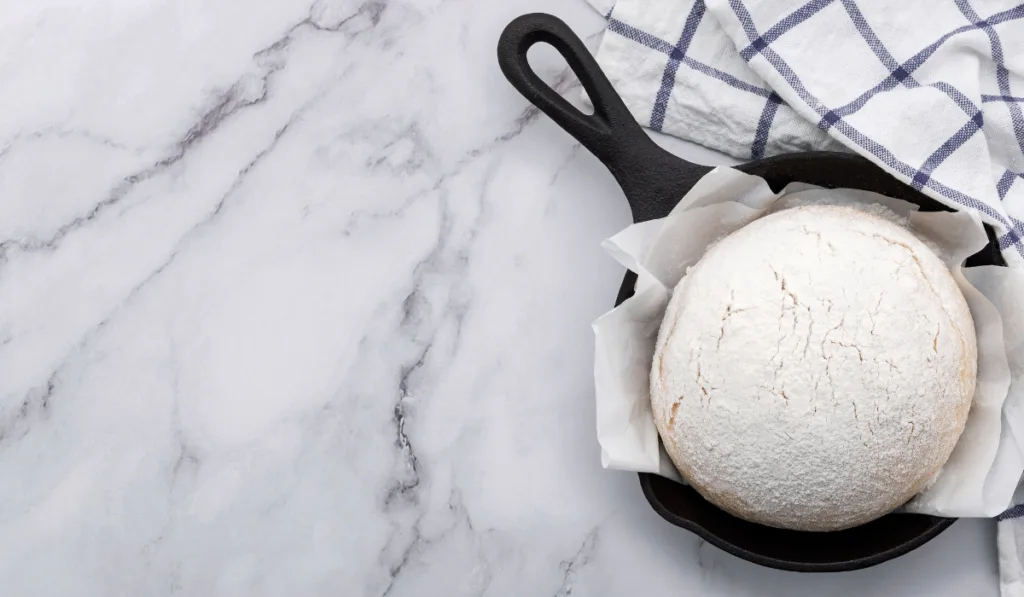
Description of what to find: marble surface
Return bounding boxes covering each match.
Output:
[0,0,1001,595]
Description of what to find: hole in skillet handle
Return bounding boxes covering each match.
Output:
[497,13,714,224]
[500,13,1005,572]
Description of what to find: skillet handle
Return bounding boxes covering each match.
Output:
[497,13,712,222]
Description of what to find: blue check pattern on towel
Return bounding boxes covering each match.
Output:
[589,0,1024,269]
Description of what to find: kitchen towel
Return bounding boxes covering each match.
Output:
[586,0,1024,270]
[1001,485,1024,597]
[584,0,1024,592]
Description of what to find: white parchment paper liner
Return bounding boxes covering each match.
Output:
[593,167,1024,517]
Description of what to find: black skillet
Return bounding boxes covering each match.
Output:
[497,13,1006,572]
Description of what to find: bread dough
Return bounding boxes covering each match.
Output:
[650,205,976,531]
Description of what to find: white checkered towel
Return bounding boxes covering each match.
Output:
[1002,485,1024,597]
[587,0,1024,271]
[586,0,1024,590]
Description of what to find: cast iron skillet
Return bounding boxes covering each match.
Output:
[497,13,1007,573]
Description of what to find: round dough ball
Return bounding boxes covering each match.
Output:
[650,205,976,532]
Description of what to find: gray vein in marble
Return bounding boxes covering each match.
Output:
[380,521,422,597]
[310,0,386,33]
[0,109,299,439]
[696,537,729,586]
[448,489,492,592]
[342,67,582,237]
[387,380,424,508]
[0,7,376,438]
[371,140,510,596]
[0,102,310,453]
[0,1,414,441]
[0,257,162,445]
[366,123,431,176]
[378,481,492,597]
[548,142,583,187]
[0,373,55,444]
[256,0,387,61]
[0,127,138,165]
[378,205,455,562]
[0,75,269,263]
[381,158,502,509]
[0,0,390,266]
[554,528,600,597]
[208,120,296,220]
[168,344,200,486]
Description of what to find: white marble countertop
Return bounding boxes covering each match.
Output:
[0,0,1000,595]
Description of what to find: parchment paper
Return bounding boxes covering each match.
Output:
[592,167,1024,517]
